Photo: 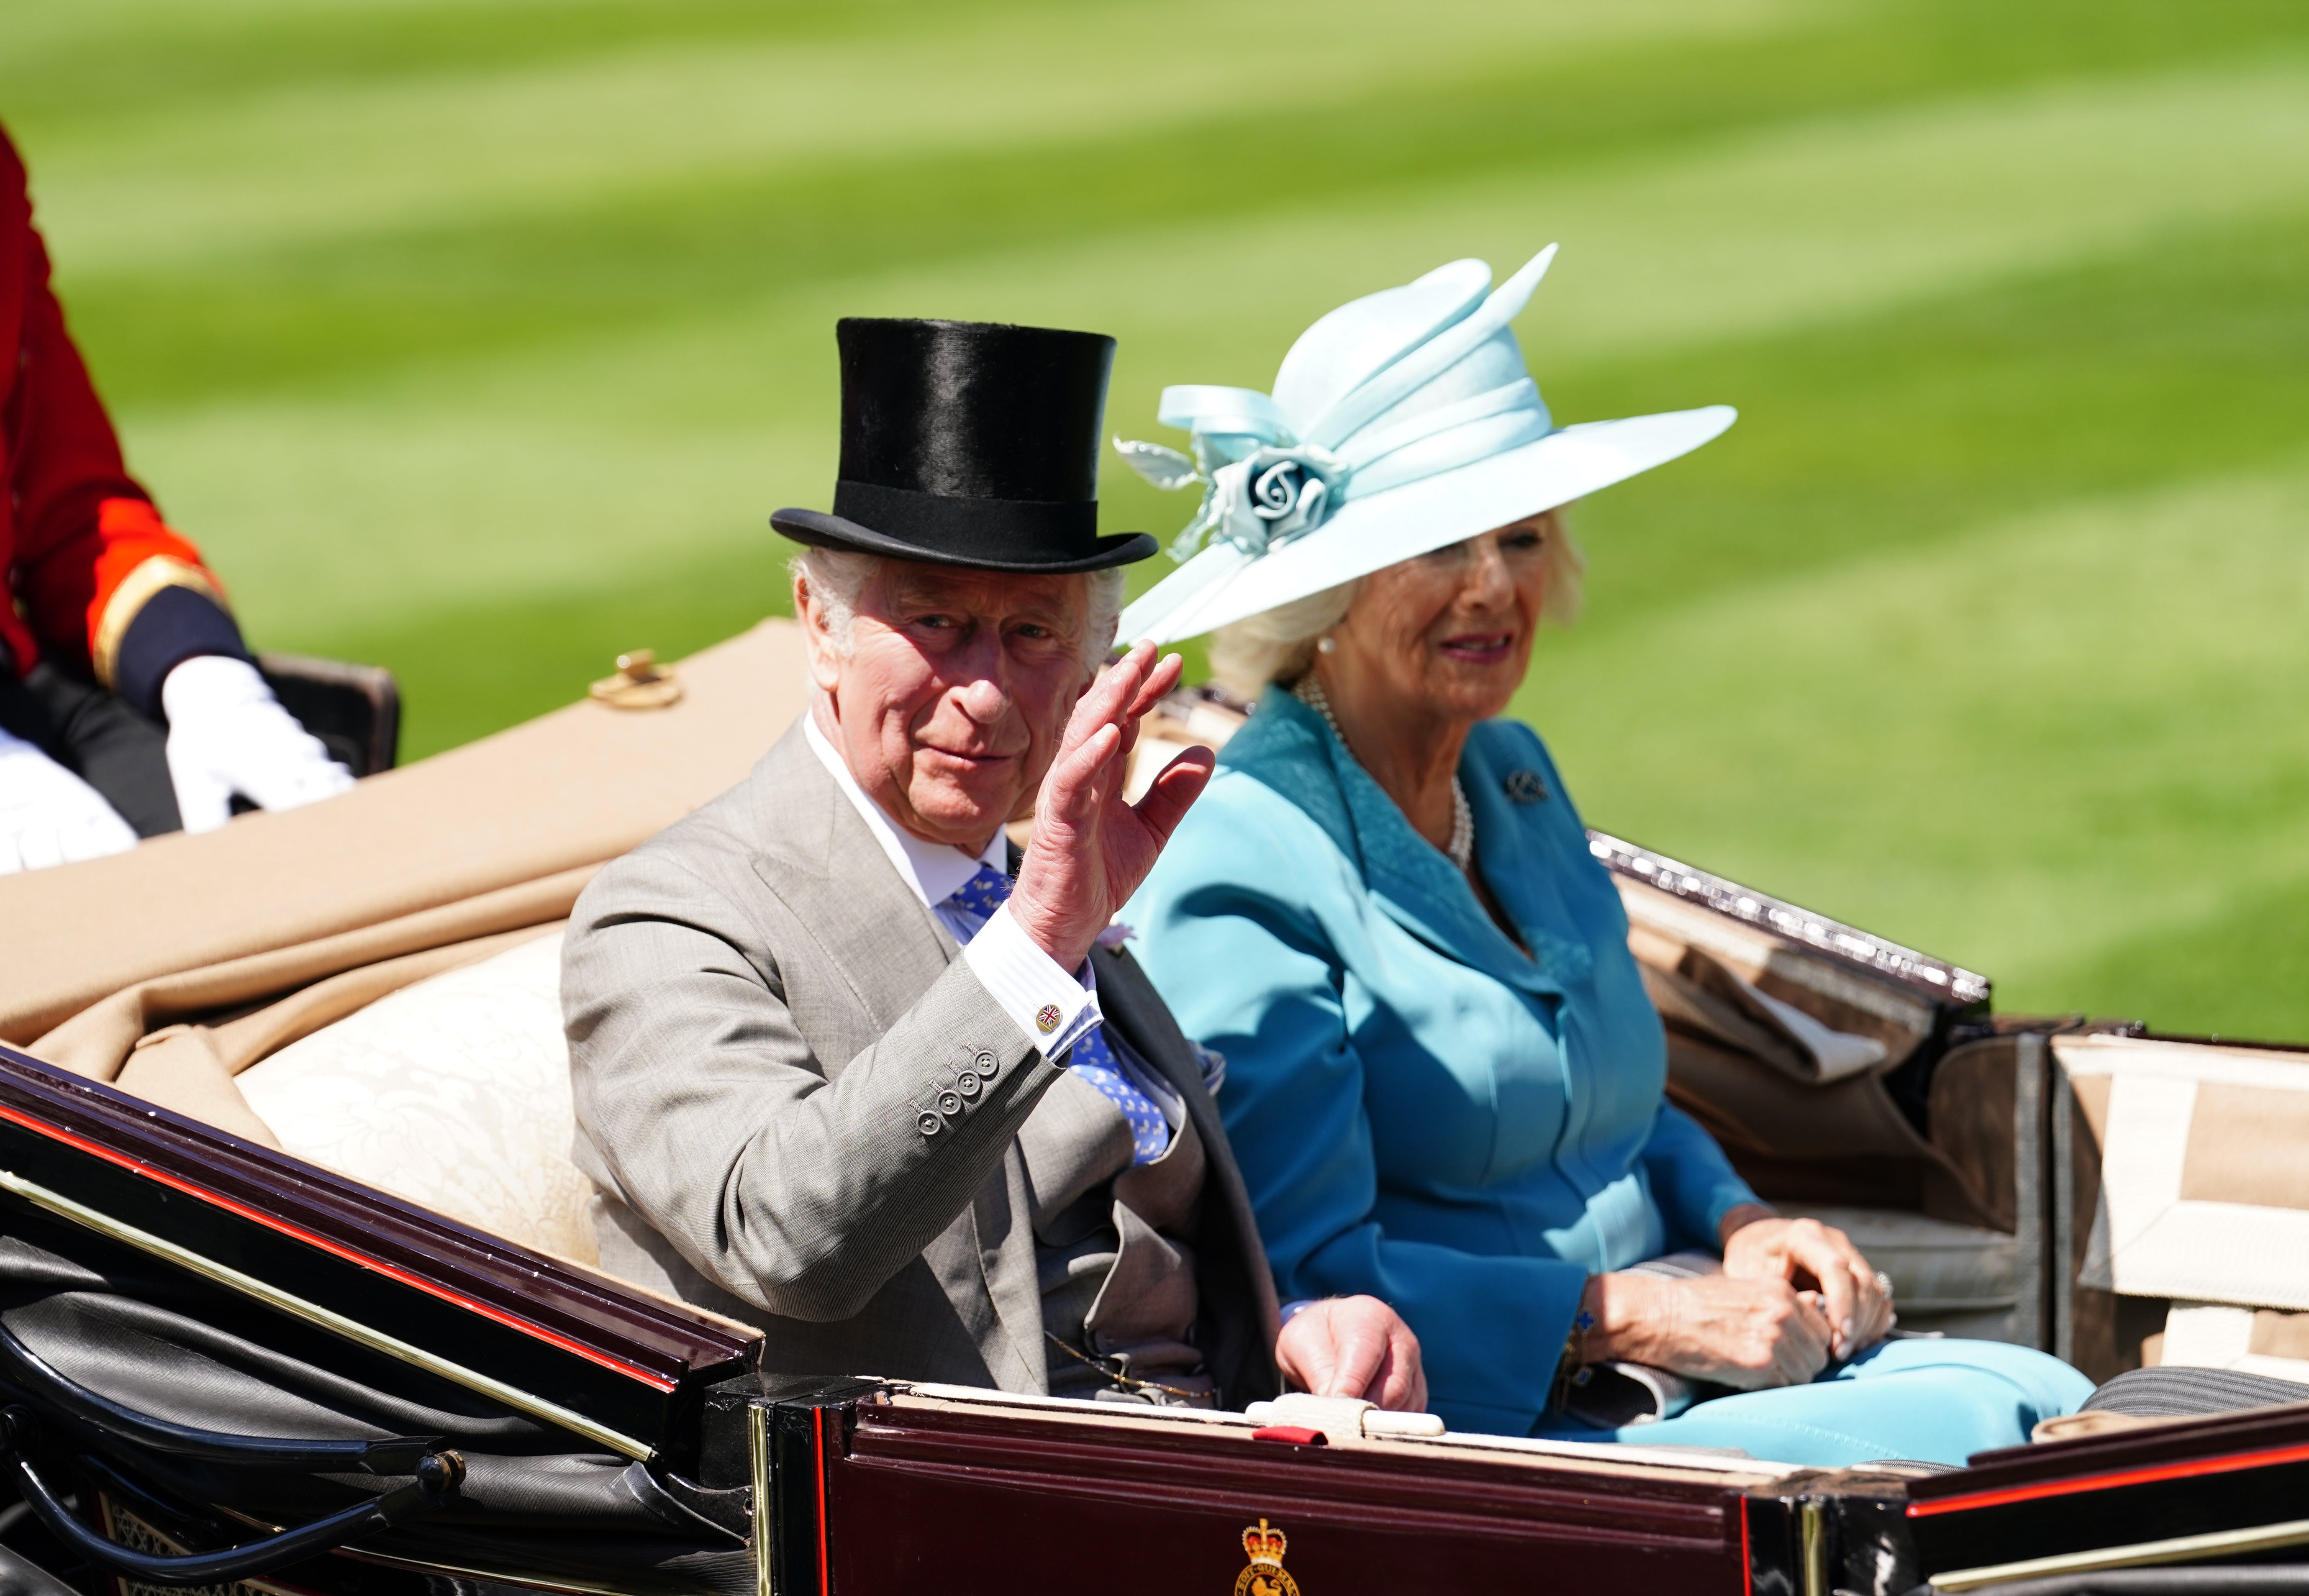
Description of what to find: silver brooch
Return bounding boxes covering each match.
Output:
[1503,769,1549,804]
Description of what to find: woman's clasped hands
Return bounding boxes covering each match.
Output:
[1720,1208,1898,1360]
[1577,1209,1897,1391]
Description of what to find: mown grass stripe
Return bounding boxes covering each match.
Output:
[3,0,2301,1035]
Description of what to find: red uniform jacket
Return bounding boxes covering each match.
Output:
[2,126,245,717]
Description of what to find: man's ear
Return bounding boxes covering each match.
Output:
[793,572,844,694]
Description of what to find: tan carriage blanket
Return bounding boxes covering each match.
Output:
[0,621,806,1071]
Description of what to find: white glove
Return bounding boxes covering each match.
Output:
[162,655,356,834]
[0,725,139,873]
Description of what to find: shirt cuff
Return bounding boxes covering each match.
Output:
[962,901,1103,1060]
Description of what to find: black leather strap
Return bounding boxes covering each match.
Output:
[0,1408,458,1588]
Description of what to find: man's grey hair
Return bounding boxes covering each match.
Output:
[790,547,1126,670]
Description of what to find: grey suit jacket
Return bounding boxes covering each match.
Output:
[563,720,1280,1404]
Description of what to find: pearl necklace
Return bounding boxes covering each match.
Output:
[1294,677,1474,872]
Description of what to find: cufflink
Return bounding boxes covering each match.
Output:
[1503,769,1549,804]
[1035,1004,1062,1035]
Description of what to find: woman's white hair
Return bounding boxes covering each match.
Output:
[789,547,1126,668]
[1207,509,1586,700]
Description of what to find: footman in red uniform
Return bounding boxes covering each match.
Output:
[0,125,351,873]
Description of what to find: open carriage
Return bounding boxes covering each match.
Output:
[3,622,2307,1596]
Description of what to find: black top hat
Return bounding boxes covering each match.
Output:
[771,318,1157,573]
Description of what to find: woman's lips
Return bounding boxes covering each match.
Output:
[1438,631,1516,663]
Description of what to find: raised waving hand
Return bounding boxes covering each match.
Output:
[1007,641,1214,970]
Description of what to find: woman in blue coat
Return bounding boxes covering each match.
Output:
[1115,248,2090,1463]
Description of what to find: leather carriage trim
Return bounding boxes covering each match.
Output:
[0,1099,678,1395]
[1928,1514,2309,1592]
[0,1164,657,1462]
[1906,1437,2309,1517]
[1587,830,1991,1007]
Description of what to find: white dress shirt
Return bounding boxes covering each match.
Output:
[803,714,1101,1060]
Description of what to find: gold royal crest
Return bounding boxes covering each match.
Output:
[1234,1518,1299,1596]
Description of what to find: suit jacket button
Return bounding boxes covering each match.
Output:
[916,1111,943,1137]
[973,1048,999,1077]
[955,1071,983,1100]
[936,1089,963,1117]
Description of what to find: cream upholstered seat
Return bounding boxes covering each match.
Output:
[2059,1032,2309,1384]
[236,931,597,1263]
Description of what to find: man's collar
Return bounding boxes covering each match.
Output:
[802,712,1006,909]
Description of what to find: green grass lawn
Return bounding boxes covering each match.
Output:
[5,0,2305,1034]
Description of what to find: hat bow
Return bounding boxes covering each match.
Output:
[1114,245,1559,565]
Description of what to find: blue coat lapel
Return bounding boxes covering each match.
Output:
[1223,690,1582,1001]
[1460,726,1596,989]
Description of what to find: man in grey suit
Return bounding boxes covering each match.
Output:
[564,317,1423,1412]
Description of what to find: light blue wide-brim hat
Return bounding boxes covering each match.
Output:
[1113,246,1734,646]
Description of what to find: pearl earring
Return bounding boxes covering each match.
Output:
[1316,635,1337,655]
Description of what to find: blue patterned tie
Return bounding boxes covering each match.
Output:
[942,865,1169,1163]
[941,863,1016,928]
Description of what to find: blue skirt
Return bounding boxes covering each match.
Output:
[1534,1337,2095,1468]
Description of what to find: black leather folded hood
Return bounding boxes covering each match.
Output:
[0,1222,748,1596]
